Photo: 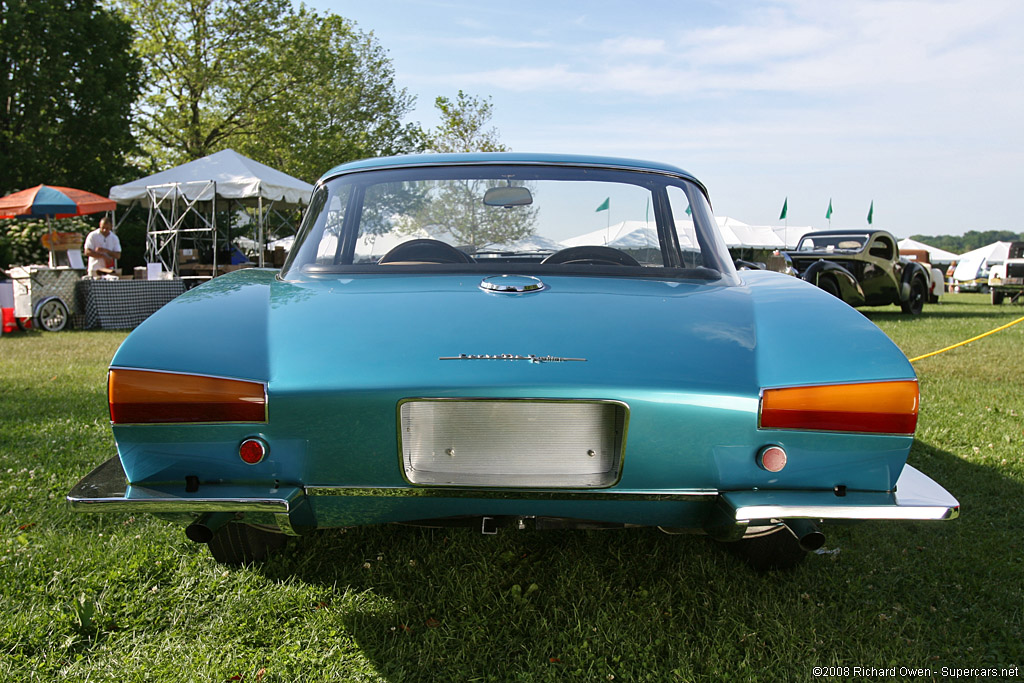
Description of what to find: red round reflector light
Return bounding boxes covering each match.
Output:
[757,445,787,473]
[239,438,267,465]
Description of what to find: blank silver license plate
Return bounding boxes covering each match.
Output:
[399,399,627,488]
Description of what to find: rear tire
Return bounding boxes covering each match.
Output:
[992,290,1004,305]
[724,527,809,571]
[205,523,287,565]
[900,277,927,315]
[818,276,840,298]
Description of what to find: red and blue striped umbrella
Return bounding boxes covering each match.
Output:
[0,184,115,219]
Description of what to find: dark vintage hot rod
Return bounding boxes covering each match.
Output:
[785,230,931,314]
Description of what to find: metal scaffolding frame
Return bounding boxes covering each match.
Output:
[145,181,218,277]
[141,180,302,278]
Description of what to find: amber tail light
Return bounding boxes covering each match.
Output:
[108,369,267,424]
[760,380,918,435]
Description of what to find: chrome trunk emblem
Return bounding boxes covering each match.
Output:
[479,275,545,293]
[439,353,585,363]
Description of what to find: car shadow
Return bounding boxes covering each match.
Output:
[256,442,1022,681]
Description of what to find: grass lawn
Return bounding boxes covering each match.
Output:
[1,293,1022,682]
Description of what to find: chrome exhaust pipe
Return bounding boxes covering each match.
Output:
[185,512,235,544]
[783,519,825,552]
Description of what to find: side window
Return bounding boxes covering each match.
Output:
[311,188,350,264]
[666,185,701,268]
[869,236,893,260]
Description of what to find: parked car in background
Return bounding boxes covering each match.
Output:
[68,153,959,571]
[988,241,1024,304]
[898,248,945,303]
[952,254,990,293]
[785,230,932,314]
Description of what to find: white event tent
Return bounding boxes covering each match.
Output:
[715,217,786,248]
[560,221,672,249]
[109,149,314,273]
[956,241,1012,265]
[560,218,793,252]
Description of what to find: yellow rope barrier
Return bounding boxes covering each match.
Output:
[909,314,1024,362]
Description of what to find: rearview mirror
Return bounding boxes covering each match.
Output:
[483,186,533,207]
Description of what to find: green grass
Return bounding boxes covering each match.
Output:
[1,293,1022,682]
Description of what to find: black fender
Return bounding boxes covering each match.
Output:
[899,261,930,302]
[801,260,865,307]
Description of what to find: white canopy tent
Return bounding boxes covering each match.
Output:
[715,217,786,249]
[771,224,815,249]
[561,218,796,253]
[897,238,959,264]
[109,149,314,274]
[110,149,313,207]
[559,221,675,249]
[956,241,1012,265]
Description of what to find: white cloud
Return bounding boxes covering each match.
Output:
[438,0,1024,101]
[599,37,667,56]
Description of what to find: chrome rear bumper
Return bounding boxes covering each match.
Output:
[67,456,310,535]
[69,457,958,536]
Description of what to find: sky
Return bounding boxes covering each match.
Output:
[305,0,1024,237]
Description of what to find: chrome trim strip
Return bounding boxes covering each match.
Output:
[439,354,586,363]
[733,504,957,522]
[304,486,719,501]
[69,496,292,514]
[108,365,268,386]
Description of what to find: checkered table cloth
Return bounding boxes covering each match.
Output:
[76,279,187,330]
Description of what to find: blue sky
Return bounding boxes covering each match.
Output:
[307,0,1024,237]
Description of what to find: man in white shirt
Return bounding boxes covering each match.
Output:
[84,217,121,276]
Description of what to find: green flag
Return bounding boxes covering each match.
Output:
[825,199,833,220]
[779,197,788,220]
[595,197,610,212]
[867,200,874,225]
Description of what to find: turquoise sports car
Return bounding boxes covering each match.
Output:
[68,153,959,570]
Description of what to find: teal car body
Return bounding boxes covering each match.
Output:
[70,153,958,569]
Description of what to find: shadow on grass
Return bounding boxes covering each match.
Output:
[862,308,1020,323]
[255,443,1022,681]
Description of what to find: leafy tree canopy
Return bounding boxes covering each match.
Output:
[0,0,142,196]
[119,0,424,181]
[413,91,533,249]
[428,90,508,153]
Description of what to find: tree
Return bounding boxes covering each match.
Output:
[237,11,425,182]
[0,0,142,195]
[407,177,538,250]
[428,90,508,153]
[911,230,1024,254]
[413,91,534,248]
[119,0,423,180]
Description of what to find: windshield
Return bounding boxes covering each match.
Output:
[281,164,736,282]
[796,234,868,253]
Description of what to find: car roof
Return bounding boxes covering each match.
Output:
[319,152,705,192]
[800,229,893,238]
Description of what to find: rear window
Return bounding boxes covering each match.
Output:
[796,234,868,252]
[281,164,736,282]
